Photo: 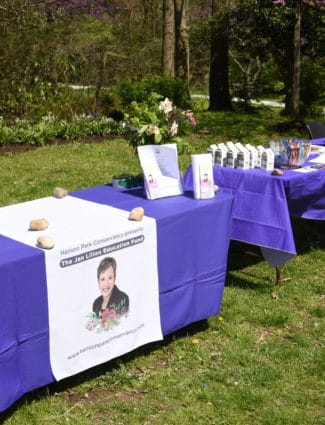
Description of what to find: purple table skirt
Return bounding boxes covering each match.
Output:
[0,186,234,413]
[183,157,324,266]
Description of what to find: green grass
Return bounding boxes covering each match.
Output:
[0,107,324,424]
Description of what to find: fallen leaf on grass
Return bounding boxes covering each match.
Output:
[256,329,275,344]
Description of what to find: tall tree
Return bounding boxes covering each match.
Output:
[273,0,324,116]
[270,0,324,116]
[292,1,301,117]
[175,0,190,86]
[162,0,190,89]
[163,0,175,75]
[208,0,233,111]
[231,0,324,117]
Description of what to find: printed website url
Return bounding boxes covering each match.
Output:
[67,323,145,360]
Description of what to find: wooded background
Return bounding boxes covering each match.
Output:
[0,0,324,120]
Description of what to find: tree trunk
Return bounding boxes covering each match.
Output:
[292,2,301,118]
[162,0,175,76]
[174,0,190,88]
[273,3,301,117]
[272,49,293,117]
[208,0,233,111]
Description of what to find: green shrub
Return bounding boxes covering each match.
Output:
[0,84,100,122]
[300,59,324,117]
[0,115,126,146]
[95,88,124,118]
[116,75,191,110]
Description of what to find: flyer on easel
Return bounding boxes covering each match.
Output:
[137,143,183,200]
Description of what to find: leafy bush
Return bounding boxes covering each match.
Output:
[0,84,101,122]
[95,88,125,118]
[0,114,126,146]
[300,59,324,117]
[116,75,191,110]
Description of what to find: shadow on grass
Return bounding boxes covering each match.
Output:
[227,240,264,271]
[226,239,278,288]
[225,217,324,288]
[1,221,323,422]
[227,218,324,271]
[225,270,275,291]
[0,320,209,422]
[291,217,325,254]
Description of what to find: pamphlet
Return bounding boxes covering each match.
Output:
[191,153,215,199]
[137,143,183,200]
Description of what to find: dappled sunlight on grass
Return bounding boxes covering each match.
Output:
[0,108,324,425]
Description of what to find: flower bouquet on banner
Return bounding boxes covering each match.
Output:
[125,94,197,154]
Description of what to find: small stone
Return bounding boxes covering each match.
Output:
[271,168,283,176]
[53,187,68,198]
[37,235,55,250]
[128,207,144,221]
[29,218,49,231]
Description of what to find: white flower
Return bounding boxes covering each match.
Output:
[170,120,178,136]
[149,124,160,135]
[41,113,55,122]
[159,97,173,114]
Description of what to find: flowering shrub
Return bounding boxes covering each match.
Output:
[125,94,197,154]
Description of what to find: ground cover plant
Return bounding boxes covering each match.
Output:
[0,106,324,425]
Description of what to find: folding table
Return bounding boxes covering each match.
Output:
[184,152,325,269]
[0,185,234,413]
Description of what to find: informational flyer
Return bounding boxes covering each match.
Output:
[191,153,215,199]
[0,196,162,381]
[137,143,183,200]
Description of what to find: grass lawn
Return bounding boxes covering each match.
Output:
[0,106,324,424]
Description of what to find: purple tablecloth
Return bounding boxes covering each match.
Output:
[0,185,234,412]
[183,154,324,266]
[311,138,325,146]
[281,158,325,220]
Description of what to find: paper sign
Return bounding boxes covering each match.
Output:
[191,154,215,199]
[137,144,183,200]
[0,196,162,380]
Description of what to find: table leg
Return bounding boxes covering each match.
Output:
[275,266,282,284]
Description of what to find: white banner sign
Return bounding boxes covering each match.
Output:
[0,196,162,380]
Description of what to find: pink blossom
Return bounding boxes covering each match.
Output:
[101,309,109,326]
[186,112,198,128]
[273,0,325,4]
[170,120,179,136]
[85,319,97,331]
[106,309,120,320]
